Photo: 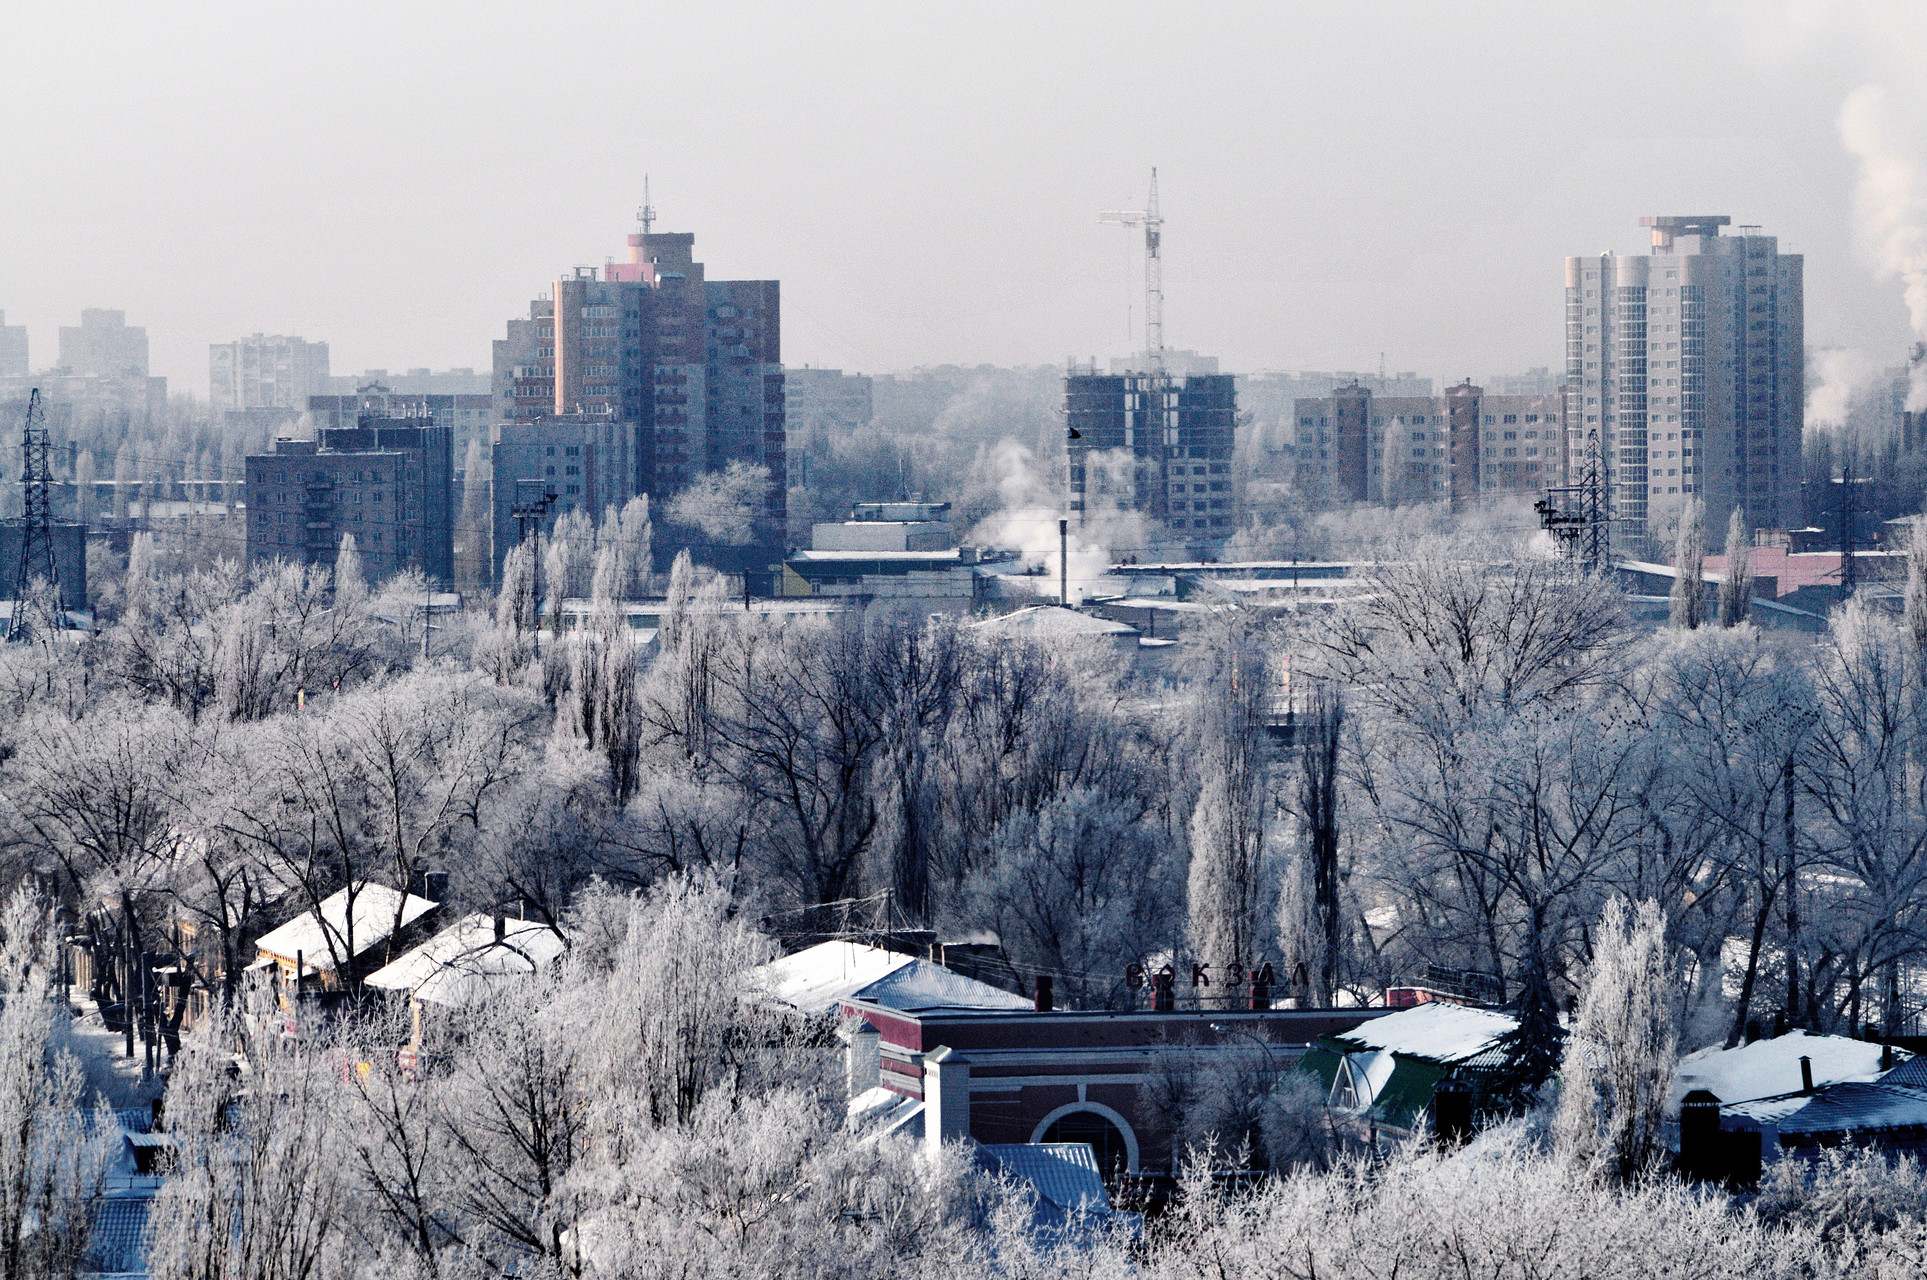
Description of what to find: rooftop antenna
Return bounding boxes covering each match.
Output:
[1101,168,1164,374]
[637,175,656,236]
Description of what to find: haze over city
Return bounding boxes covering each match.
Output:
[15,6,1927,1279]
[4,1,1926,389]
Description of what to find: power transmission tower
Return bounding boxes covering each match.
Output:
[8,390,65,642]
[1535,427,1610,571]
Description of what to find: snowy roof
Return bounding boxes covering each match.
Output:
[365,913,567,1008]
[848,1084,924,1140]
[1671,1031,1907,1113]
[845,958,1033,1014]
[968,606,1138,638]
[1329,1002,1517,1064]
[749,941,919,1016]
[254,883,438,970]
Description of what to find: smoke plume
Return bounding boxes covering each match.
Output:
[1840,82,1927,408]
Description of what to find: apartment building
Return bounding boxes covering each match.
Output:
[1065,366,1238,544]
[209,334,332,411]
[1290,383,1566,506]
[1567,216,1803,544]
[245,420,454,586]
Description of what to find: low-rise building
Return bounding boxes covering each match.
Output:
[253,882,441,993]
[844,1000,1387,1177]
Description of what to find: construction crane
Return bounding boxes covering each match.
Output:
[1100,168,1164,374]
[8,389,66,642]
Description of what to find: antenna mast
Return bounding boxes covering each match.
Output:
[1100,167,1165,374]
[8,389,65,642]
[637,175,656,236]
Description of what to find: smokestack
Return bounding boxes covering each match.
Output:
[1800,1054,1814,1095]
[1033,975,1053,1012]
[1058,519,1068,606]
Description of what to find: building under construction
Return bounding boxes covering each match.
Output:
[1069,171,1239,551]
[1065,367,1238,544]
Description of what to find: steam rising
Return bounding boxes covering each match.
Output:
[968,439,1157,603]
[1840,82,1927,408]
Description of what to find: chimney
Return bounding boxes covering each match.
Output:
[1883,1043,1896,1071]
[1677,1089,1723,1181]
[493,914,506,944]
[1033,975,1053,1012]
[1800,1054,1814,1095]
[1433,1078,1473,1146]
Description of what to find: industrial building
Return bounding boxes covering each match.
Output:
[1289,382,1567,506]
[1567,215,1804,547]
[245,418,454,585]
[209,334,332,412]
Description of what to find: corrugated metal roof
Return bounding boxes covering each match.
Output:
[1774,1081,1927,1138]
[849,960,1032,1014]
[976,1143,1111,1214]
[86,1195,151,1275]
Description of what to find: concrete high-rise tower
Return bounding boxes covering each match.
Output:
[1566,216,1803,547]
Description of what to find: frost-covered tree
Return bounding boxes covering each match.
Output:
[0,889,113,1280]
[1669,498,1705,631]
[667,461,768,546]
[1906,514,1927,652]
[147,999,348,1280]
[1187,639,1271,1002]
[333,533,364,609]
[1556,897,1678,1182]
[1719,506,1752,628]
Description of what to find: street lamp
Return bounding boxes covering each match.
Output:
[1210,1022,1284,1075]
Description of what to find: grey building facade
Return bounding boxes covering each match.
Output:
[1567,216,1803,546]
[492,222,786,541]
[489,416,648,580]
[246,421,454,586]
[0,312,25,378]
[210,334,331,411]
[1290,385,1566,506]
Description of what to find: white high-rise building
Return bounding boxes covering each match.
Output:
[210,333,331,411]
[1566,216,1803,547]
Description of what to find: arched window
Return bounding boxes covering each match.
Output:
[1041,1110,1131,1180]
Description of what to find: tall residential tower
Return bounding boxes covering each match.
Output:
[1566,216,1803,546]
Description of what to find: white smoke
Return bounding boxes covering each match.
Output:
[1839,82,1927,407]
[1805,345,1878,431]
[968,438,1157,604]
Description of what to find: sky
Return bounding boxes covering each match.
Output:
[2,1,1925,397]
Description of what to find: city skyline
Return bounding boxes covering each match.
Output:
[2,2,1925,398]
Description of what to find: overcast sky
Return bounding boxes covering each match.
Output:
[2,1,1923,396]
